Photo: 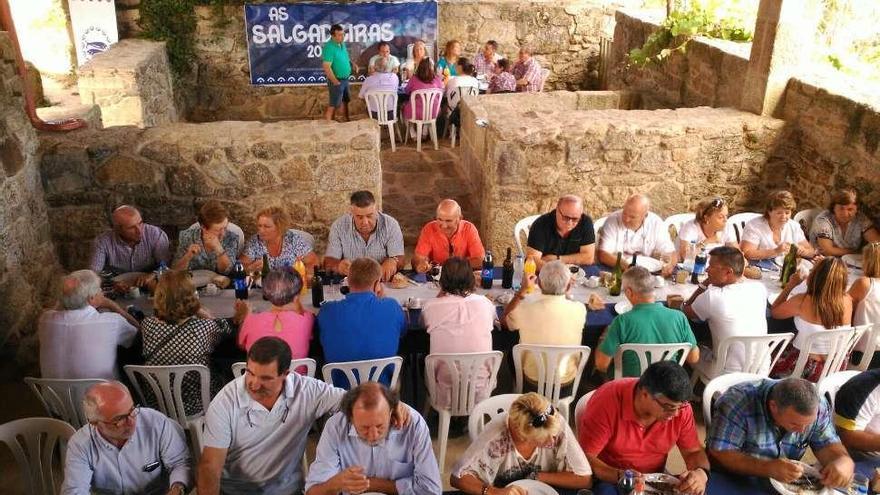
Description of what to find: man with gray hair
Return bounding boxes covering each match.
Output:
[62,381,191,495]
[358,56,400,121]
[502,260,586,385]
[39,270,139,380]
[707,377,854,490]
[89,205,170,283]
[512,45,542,92]
[526,194,595,270]
[594,266,698,378]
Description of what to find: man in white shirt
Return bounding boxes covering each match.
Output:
[682,246,769,373]
[598,194,677,276]
[358,57,400,121]
[39,270,139,380]
[368,41,400,74]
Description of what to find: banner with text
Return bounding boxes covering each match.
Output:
[245,1,438,86]
[69,0,119,66]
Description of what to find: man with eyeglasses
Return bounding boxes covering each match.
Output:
[578,361,710,495]
[525,195,595,270]
[706,377,853,491]
[413,199,485,273]
[62,381,191,495]
[597,193,677,276]
[89,204,171,288]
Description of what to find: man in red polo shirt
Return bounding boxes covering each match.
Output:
[578,361,710,495]
[413,199,485,272]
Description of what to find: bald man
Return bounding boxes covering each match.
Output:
[413,199,485,272]
[526,195,595,270]
[62,381,191,495]
[597,194,677,276]
[89,205,170,279]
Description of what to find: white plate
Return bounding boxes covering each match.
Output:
[506,479,559,495]
[634,256,664,273]
[769,460,833,495]
[112,272,149,284]
[191,269,219,288]
[614,300,632,314]
[843,253,863,269]
[643,473,680,494]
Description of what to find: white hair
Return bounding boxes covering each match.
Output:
[622,266,654,296]
[61,270,101,310]
[538,260,570,295]
[82,381,129,422]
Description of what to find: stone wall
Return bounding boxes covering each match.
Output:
[0,33,62,355]
[38,120,382,270]
[460,91,786,254]
[608,9,751,109]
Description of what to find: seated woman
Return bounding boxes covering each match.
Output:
[770,257,852,382]
[677,196,737,260]
[849,242,880,367]
[236,270,313,373]
[141,270,245,415]
[741,190,817,260]
[811,188,880,257]
[422,257,496,408]
[401,39,432,81]
[173,199,242,274]
[240,206,318,278]
[487,58,516,94]
[451,393,592,494]
[436,39,462,79]
[402,58,444,122]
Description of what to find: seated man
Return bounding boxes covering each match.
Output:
[682,246,768,373]
[594,267,699,378]
[578,361,709,495]
[89,205,170,281]
[174,199,243,274]
[358,57,400,120]
[597,194,677,276]
[62,381,191,494]
[325,190,405,282]
[39,270,139,380]
[473,39,502,77]
[501,260,586,386]
[707,377,853,489]
[304,382,441,495]
[834,368,880,460]
[317,258,407,388]
[368,41,400,74]
[526,194,595,270]
[413,199,485,272]
[512,46,542,92]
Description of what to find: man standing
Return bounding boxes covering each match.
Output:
[322,24,357,121]
[305,383,442,495]
[597,194,677,276]
[413,199,485,272]
[89,205,170,279]
[473,40,501,77]
[526,194,595,270]
[368,41,400,75]
[324,190,405,282]
[512,46,543,92]
[62,382,191,495]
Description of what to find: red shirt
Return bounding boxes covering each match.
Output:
[577,378,700,473]
[414,220,485,265]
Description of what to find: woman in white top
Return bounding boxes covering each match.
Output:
[741,190,817,260]
[770,257,852,382]
[677,197,737,260]
[445,58,480,111]
[849,242,880,360]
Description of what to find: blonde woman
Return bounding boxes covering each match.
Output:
[770,257,852,381]
[849,242,880,366]
[741,190,817,260]
[677,197,737,260]
[451,393,592,494]
[436,39,462,78]
[240,206,318,276]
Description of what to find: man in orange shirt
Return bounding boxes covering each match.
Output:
[412,199,485,272]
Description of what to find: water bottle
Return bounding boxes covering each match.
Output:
[512,254,524,291]
[480,251,494,290]
[684,240,697,271]
[231,261,249,300]
[690,247,707,285]
[618,470,636,495]
[154,261,168,280]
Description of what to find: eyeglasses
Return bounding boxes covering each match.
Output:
[651,395,686,413]
[557,210,581,224]
[99,406,139,427]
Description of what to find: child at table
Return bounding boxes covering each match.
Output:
[487,58,516,94]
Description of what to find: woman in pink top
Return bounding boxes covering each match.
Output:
[402,58,443,121]
[422,257,497,408]
[236,270,314,373]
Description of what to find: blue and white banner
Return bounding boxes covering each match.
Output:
[69,0,119,66]
[245,1,438,86]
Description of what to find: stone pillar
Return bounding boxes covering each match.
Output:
[740,0,822,116]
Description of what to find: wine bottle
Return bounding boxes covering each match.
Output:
[610,252,623,296]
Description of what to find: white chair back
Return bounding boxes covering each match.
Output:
[613,343,693,380]
[364,91,400,152]
[514,214,541,256]
[24,377,107,429]
[851,324,878,371]
[321,356,403,390]
[726,212,761,241]
[512,344,591,420]
[792,326,865,383]
[187,416,205,466]
[817,370,860,409]
[593,216,607,240]
[404,88,443,152]
[694,334,793,385]
[664,213,695,243]
[231,358,317,379]
[538,68,550,91]
[446,85,479,148]
[468,394,519,442]
[0,418,75,495]
[794,207,823,238]
[573,391,595,436]
[702,372,763,428]
[124,364,211,429]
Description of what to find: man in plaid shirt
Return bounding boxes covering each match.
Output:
[512,46,543,92]
[473,40,501,77]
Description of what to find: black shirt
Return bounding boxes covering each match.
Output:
[526,211,595,257]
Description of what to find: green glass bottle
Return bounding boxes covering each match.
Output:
[610,252,623,296]
[779,244,798,287]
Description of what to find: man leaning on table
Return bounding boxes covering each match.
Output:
[413,199,485,272]
[597,193,677,276]
[706,377,854,489]
[526,194,595,271]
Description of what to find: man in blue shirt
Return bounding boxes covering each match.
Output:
[304,382,441,495]
[318,257,407,388]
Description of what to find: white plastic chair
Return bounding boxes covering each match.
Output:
[664,213,695,244]
[124,364,211,429]
[231,358,317,379]
[514,214,541,256]
[791,326,865,383]
[424,352,503,471]
[613,343,693,380]
[446,85,479,148]
[593,216,607,240]
[702,372,764,428]
[726,212,762,241]
[24,377,107,429]
[817,370,860,409]
[403,88,443,152]
[512,344,591,421]
[187,416,205,466]
[851,324,879,371]
[0,418,75,495]
[573,390,595,436]
[364,91,401,152]
[321,356,403,390]
[691,333,794,386]
[794,207,823,238]
[538,68,550,92]
[468,394,519,442]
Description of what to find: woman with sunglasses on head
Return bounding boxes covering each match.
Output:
[849,242,880,368]
[451,392,592,495]
[810,188,880,257]
[741,190,818,261]
[677,197,737,260]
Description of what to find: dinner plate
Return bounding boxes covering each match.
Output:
[843,253,863,269]
[768,460,833,495]
[112,272,150,285]
[614,300,632,314]
[191,269,219,288]
[643,473,680,495]
[634,256,664,273]
[505,479,559,495]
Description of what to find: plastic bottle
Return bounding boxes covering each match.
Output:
[293,258,307,295]
[684,240,697,271]
[231,261,248,300]
[480,251,494,290]
[155,261,168,280]
[690,247,707,285]
[512,254,524,291]
[523,256,537,293]
[618,469,635,495]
